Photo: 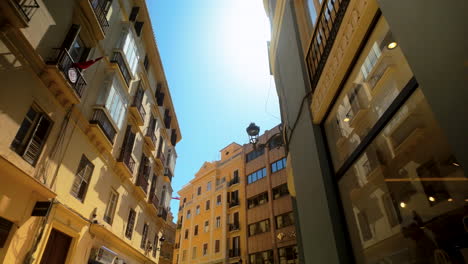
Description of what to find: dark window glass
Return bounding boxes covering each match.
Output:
[278,245,298,264]
[140,223,148,249]
[184,229,188,239]
[248,192,269,209]
[206,200,210,210]
[275,212,294,229]
[273,184,289,199]
[249,250,273,264]
[215,240,220,253]
[246,147,265,162]
[216,195,222,205]
[248,219,270,236]
[125,209,136,239]
[0,217,13,248]
[194,225,198,236]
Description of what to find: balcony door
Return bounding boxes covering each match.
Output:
[40,229,72,264]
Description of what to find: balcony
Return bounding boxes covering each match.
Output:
[135,172,149,198]
[228,177,240,187]
[158,207,168,221]
[229,199,239,208]
[156,150,166,169]
[0,0,39,28]
[229,248,241,258]
[116,149,135,179]
[306,0,351,92]
[144,130,156,151]
[176,223,182,229]
[148,191,159,211]
[88,108,116,151]
[45,48,87,106]
[129,90,145,126]
[164,168,173,183]
[79,0,109,40]
[111,51,132,86]
[228,223,240,232]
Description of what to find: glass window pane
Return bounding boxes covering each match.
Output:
[338,88,467,263]
[324,19,414,171]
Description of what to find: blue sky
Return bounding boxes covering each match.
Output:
[147,0,281,219]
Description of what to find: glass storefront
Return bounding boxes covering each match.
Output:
[324,17,468,264]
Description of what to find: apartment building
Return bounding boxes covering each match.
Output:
[0,0,180,263]
[264,0,468,263]
[174,126,298,264]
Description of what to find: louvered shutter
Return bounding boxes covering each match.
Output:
[22,115,51,165]
[0,217,13,248]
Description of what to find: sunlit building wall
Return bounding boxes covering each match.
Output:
[174,126,298,264]
[264,0,468,263]
[0,0,181,263]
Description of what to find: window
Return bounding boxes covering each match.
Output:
[205,200,210,210]
[248,219,270,236]
[186,210,191,219]
[0,217,13,248]
[194,225,198,236]
[11,105,52,166]
[122,28,140,75]
[248,192,269,209]
[196,205,200,215]
[104,189,118,224]
[216,216,221,228]
[275,212,294,229]
[207,181,212,191]
[272,184,289,199]
[246,147,264,162]
[197,186,202,195]
[324,18,468,263]
[203,243,208,256]
[271,157,287,173]
[152,233,159,258]
[192,246,197,259]
[215,240,220,253]
[71,155,94,201]
[182,250,187,261]
[228,190,239,207]
[278,245,298,264]
[247,168,267,184]
[184,229,188,239]
[204,221,209,232]
[105,78,127,128]
[306,0,317,26]
[125,209,136,239]
[216,195,222,205]
[249,250,273,264]
[140,223,149,249]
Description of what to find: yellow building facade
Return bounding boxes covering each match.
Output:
[174,126,298,264]
[174,143,247,264]
[0,0,180,263]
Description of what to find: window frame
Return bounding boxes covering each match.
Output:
[104,189,119,225]
[71,155,95,201]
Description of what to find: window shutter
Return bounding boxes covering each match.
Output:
[129,6,140,21]
[0,217,13,248]
[134,21,144,37]
[22,115,52,165]
[61,24,81,51]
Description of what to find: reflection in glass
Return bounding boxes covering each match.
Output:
[324,19,413,171]
[338,89,468,264]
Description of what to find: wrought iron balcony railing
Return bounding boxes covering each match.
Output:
[136,172,149,194]
[229,248,240,258]
[111,52,132,86]
[228,177,240,187]
[157,150,166,166]
[228,223,240,231]
[229,199,239,208]
[158,207,168,221]
[89,0,109,33]
[48,48,87,98]
[164,168,173,182]
[14,0,39,21]
[118,148,135,174]
[90,109,116,143]
[306,0,350,93]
